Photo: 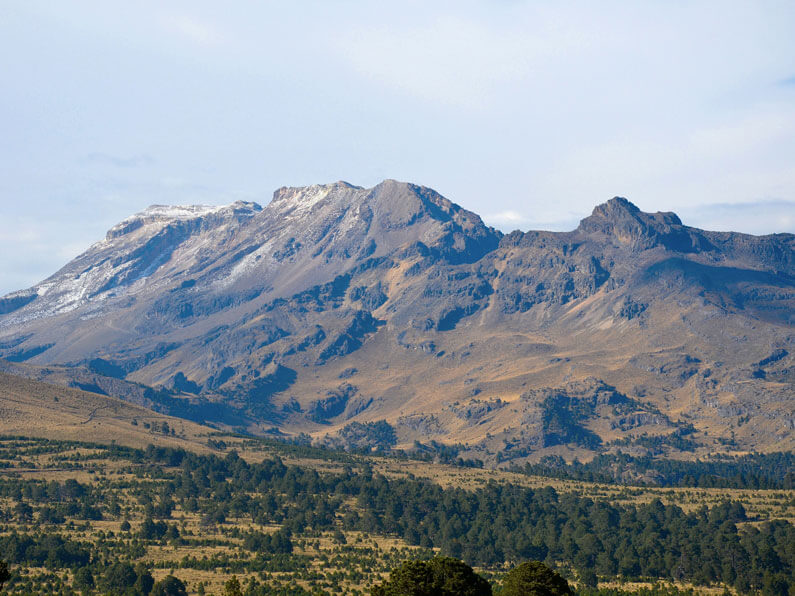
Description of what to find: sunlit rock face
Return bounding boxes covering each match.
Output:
[1,181,792,456]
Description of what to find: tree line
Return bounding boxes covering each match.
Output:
[0,440,792,594]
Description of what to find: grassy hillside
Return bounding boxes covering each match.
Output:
[0,372,216,451]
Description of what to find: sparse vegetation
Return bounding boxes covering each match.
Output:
[514,452,795,489]
[0,436,791,594]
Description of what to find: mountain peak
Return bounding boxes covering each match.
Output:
[266,179,500,264]
[577,197,686,249]
[593,196,642,218]
[271,181,362,203]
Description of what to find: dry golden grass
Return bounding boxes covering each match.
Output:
[0,371,216,451]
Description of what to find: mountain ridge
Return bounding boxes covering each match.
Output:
[1,180,792,462]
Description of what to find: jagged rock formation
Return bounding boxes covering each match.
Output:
[0,180,792,460]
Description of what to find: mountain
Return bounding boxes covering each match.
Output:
[0,180,792,462]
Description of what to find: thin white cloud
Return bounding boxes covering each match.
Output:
[678,201,795,235]
[83,153,156,168]
[483,210,582,233]
[161,14,224,47]
[484,210,532,228]
[334,14,586,110]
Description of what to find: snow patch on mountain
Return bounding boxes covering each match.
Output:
[105,204,226,240]
[141,204,224,219]
[214,239,278,290]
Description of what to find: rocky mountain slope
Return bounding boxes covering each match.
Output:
[1,180,792,462]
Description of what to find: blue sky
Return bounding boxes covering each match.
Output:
[1,1,794,295]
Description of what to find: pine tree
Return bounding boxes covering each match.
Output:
[500,561,573,596]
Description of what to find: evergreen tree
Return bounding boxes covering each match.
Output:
[500,561,572,596]
[0,559,9,589]
[152,575,188,596]
[373,556,491,596]
[224,575,243,596]
[73,567,94,593]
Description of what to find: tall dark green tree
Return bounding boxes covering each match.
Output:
[224,576,243,596]
[102,562,138,594]
[373,557,492,596]
[73,567,94,593]
[101,561,154,596]
[0,559,10,589]
[151,575,187,596]
[500,561,572,596]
